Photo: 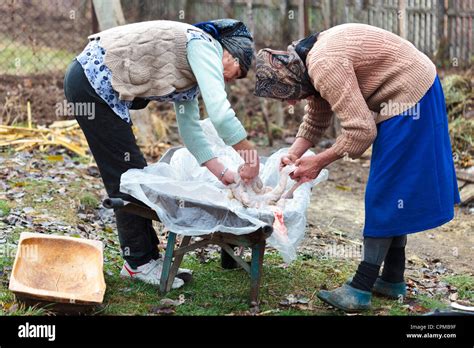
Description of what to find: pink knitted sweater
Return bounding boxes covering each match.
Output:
[296,23,437,158]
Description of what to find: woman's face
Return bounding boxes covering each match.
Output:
[222,50,241,82]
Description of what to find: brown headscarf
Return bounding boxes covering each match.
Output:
[254,33,319,100]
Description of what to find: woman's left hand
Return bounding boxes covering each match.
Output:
[239,160,260,184]
[291,155,324,182]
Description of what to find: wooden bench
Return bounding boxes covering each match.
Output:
[103,197,273,306]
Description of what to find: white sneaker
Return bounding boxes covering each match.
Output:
[120,259,184,289]
[157,255,193,278]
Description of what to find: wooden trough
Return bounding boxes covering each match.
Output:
[9,232,106,311]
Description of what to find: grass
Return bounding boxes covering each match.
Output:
[441,73,474,167]
[70,156,91,165]
[79,193,100,210]
[0,152,470,316]
[0,200,10,217]
[0,238,455,316]
[443,274,474,301]
[0,35,75,75]
[6,178,84,225]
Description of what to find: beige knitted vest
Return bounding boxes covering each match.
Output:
[88,20,211,101]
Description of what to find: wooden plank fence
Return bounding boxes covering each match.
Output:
[122,0,473,67]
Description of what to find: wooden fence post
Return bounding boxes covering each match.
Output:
[298,0,309,38]
[280,0,291,45]
[434,0,450,65]
[437,0,447,39]
[398,0,407,38]
[92,0,125,30]
[91,0,99,33]
[321,0,331,29]
[330,0,346,26]
[223,0,235,18]
[246,0,255,37]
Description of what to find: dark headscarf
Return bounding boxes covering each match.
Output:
[254,33,319,100]
[194,19,254,78]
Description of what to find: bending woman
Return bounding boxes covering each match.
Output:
[254,23,460,311]
[64,19,259,289]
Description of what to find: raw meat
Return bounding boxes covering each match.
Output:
[229,164,296,209]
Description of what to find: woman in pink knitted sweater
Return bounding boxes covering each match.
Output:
[254,23,460,312]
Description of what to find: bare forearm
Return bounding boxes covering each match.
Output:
[233,139,257,165]
[204,158,224,177]
[288,137,314,158]
[316,146,343,167]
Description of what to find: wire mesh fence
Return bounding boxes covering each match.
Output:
[0,0,92,75]
[1,0,473,77]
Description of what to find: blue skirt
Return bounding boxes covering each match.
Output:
[363,76,461,237]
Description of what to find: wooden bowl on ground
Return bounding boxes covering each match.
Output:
[9,232,106,307]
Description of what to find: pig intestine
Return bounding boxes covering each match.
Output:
[229,165,296,209]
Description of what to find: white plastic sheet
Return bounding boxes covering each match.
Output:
[120,119,328,263]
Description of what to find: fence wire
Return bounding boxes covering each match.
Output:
[0,0,92,75]
[0,0,472,77]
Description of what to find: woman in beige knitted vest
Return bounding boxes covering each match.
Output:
[254,23,460,312]
[64,19,259,289]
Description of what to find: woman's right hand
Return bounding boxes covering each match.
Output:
[221,169,236,185]
[280,153,299,170]
[204,158,235,185]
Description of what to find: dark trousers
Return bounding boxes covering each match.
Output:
[363,235,407,266]
[63,59,159,268]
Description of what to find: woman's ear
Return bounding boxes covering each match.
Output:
[223,50,238,66]
[222,50,242,81]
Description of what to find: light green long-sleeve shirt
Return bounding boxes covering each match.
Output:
[174,38,247,165]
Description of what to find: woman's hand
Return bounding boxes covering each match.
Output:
[280,137,314,170]
[232,140,260,184]
[291,148,342,182]
[291,155,324,182]
[221,169,237,185]
[280,153,299,170]
[204,158,236,185]
[239,161,260,184]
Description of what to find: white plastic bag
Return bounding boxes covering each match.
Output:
[120,119,328,263]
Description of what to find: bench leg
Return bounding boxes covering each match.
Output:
[250,241,265,306]
[166,236,192,291]
[160,232,176,294]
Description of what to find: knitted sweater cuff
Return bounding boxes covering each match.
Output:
[192,148,217,165]
[223,127,248,146]
[296,125,321,146]
[331,133,374,159]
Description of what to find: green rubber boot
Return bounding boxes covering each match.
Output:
[317,284,371,312]
[345,277,406,299]
[372,278,407,299]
